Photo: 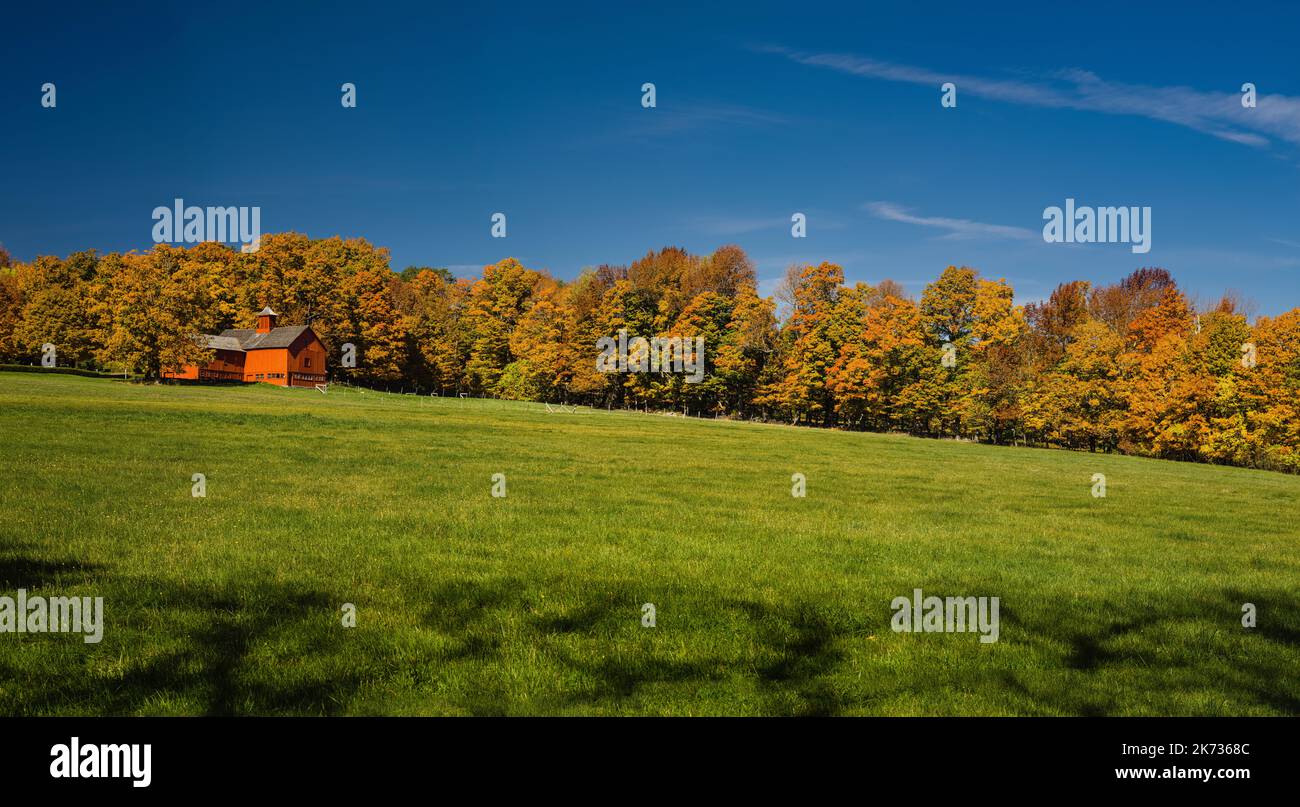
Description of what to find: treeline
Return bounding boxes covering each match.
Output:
[1,235,1298,472]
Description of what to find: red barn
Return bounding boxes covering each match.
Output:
[167,307,328,387]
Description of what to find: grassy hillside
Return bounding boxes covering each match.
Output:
[1,373,1297,715]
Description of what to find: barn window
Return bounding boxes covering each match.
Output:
[304,357,312,368]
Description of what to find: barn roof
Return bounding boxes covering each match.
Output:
[203,334,247,352]
[214,324,314,350]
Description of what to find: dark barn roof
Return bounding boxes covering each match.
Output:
[213,325,314,351]
[203,335,247,352]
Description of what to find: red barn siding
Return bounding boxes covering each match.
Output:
[286,331,328,387]
[166,314,327,386]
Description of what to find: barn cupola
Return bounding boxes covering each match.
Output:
[255,306,279,333]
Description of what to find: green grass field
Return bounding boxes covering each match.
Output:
[1,372,1297,716]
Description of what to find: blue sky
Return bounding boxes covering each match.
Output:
[3,1,1299,313]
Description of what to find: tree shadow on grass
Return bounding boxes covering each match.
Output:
[419,578,854,715]
[1064,615,1157,673]
[724,599,850,716]
[15,570,1287,716]
[996,588,1300,715]
[0,551,102,589]
[0,577,361,716]
[422,577,530,664]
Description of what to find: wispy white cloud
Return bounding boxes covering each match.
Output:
[865,201,1035,240]
[761,46,1300,149]
[691,212,845,236]
[620,101,788,140]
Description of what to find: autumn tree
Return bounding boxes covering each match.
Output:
[340,266,405,382]
[0,261,25,362]
[11,252,105,367]
[11,233,1300,475]
[763,262,844,424]
[403,268,469,394]
[1024,280,1091,370]
[829,293,928,431]
[712,282,777,416]
[463,258,542,394]
[1024,320,1125,451]
[94,248,213,378]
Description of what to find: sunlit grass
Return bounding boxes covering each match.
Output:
[1,372,1297,715]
